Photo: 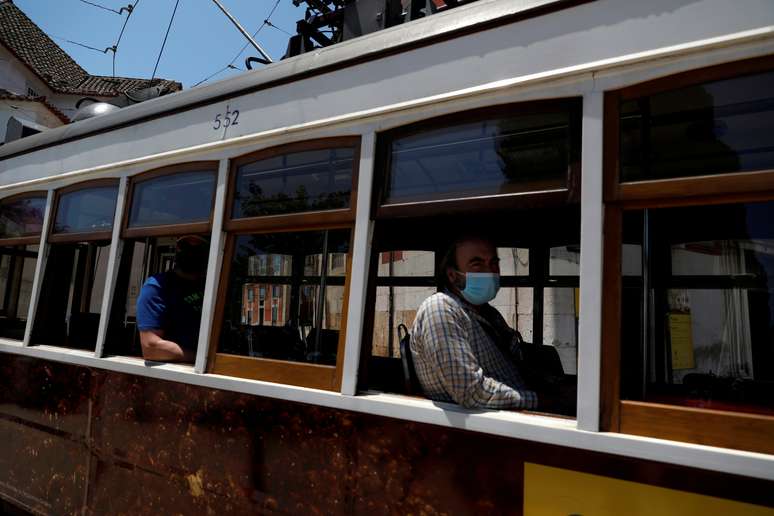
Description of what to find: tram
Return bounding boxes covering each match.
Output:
[1,0,773,514]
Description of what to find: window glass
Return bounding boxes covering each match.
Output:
[128,171,216,228]
[32,242,110,350]
[383,109,575,204]
[621,201,774,415]
[219,229,350,365]
[620,69,774,182]
[232,148,354,218]
[0,196,46,238]
[0,245,38,340]
[54,186,118,234]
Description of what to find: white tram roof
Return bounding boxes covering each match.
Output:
[1,0,773,190]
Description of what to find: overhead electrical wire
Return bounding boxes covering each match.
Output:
[74,0,139,76]
[151,0,181,80]
[52,34,113,54]
[264,19,292,37]
[78,0,123,15]
[191,0,282,88]
[111,0,141,77]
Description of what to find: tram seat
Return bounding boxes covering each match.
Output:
[398,324,422,395]
[304,328,339,365]
[0,318,27,341]
[67,312,100,350]
[246,325,305,361]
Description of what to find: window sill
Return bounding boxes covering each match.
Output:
[619,400,774,456]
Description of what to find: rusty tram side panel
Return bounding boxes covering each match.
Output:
[0,354,772,515]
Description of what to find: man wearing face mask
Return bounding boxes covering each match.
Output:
[136,235,210,363]
[410,235,541,410]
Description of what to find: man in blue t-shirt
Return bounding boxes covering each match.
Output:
[136,235,209,363]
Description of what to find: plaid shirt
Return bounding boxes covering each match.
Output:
[410,292,538,410]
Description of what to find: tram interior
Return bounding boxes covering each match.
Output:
[31,241,110,350]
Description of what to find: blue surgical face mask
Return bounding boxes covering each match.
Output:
[456,271,500,305]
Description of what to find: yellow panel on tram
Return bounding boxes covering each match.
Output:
[524,463,774,516]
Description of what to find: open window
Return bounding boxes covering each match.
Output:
[602,56,774,454]
[106,163,217,359]
[361,99,582,415]
[0,192,46,340]
[31,180,118,350]
[210,137,360,391]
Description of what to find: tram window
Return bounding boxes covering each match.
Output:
[366,101,581,413]
[620,69,774,182]
[0,193,47,341]
[0,245,39,340]
[53,185,117,234]
[31,183,118,350]
[106,163,217,362]
[127,169,216,229]
[212,139,359,390]
[0,195,46,238]
[217,229,349,365]
[382,104,577,205]
[620,201,774,415]
[232,147,354,218]
[32,242,110,349]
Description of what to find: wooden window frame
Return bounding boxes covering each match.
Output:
[374,98,583,220]
[600,56,774,455]
[209,137,361,391]
[0,191,48,246]
[48,179,119,244]
[121,162,219,239]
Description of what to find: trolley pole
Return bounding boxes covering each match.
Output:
[210,0,274,64]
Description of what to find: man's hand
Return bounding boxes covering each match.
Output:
[139,329,195,363]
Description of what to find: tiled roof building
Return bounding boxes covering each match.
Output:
[0,0,181,97]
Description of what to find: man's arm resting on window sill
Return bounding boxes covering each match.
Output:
[139,329,196,363]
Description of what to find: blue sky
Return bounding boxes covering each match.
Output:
[14,0,307,89]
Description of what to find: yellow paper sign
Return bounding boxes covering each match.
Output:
[668,313,695,370]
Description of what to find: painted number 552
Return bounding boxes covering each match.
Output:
[213,105,240,130]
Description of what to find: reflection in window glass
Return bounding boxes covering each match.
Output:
[621,201,774,415]
[384,108,576,204]
[128,171,216,228]
[620,69,774,182]
[54,186,118,234]
[233,148,354,218]
[219,229,350,365]
[0,245,38,340]
[0,196,46,238]
[32,242,110,350]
